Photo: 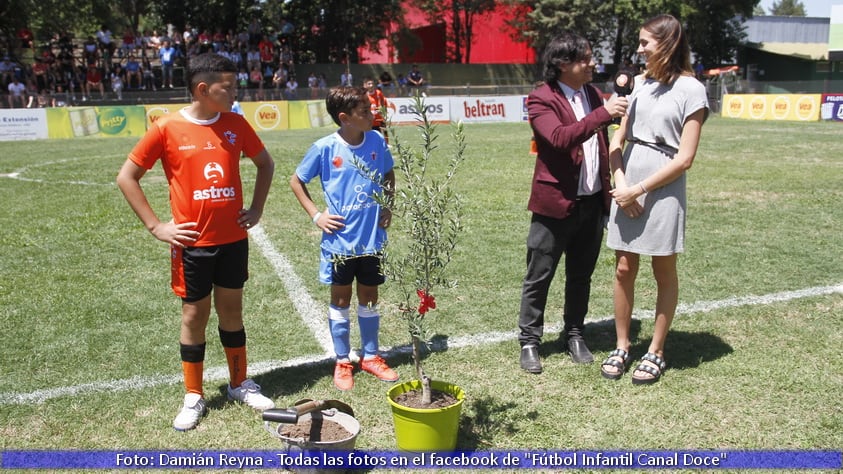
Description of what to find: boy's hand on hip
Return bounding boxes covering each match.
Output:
[314,208,345,234]
[238,207,262,230]
[152,219,199,247]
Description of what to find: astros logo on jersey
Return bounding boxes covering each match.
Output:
[204,162,224,183]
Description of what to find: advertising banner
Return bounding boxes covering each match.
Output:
[5,93,837,144]
[722,94,821,121]
[47,106,148,139]
[387,97,450,124]
[238,101,289,131]
[288,100,334,129]
[0,109,48,141]
[820,94,843,121]
[449,96,528,123]
[143,101,289,131]
[143,103,186,129]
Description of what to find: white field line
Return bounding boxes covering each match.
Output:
[2,282,840,406]
[436,283,843,351]
[1,156,256,187]
[0,157,112,186]
[7,144,843,407]
[0,175,112,186]
[0,355,333,406]
[248,224,334,355]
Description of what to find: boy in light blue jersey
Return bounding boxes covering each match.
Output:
[290,85,398,391]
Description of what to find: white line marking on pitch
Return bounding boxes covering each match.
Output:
[249,224,334,355]
[1,156,258,186]
[0,157,114,186]
[0,355,333,405]
[2,283,840,405]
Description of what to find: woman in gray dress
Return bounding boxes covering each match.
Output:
[600,14,709,384]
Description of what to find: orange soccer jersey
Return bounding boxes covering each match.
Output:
[368,88,388,127]
[128,109,265,247]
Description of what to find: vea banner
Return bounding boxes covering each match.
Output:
[238,101,289,131]
[722,94,821,121]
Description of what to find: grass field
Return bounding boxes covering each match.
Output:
[1,117,841,471]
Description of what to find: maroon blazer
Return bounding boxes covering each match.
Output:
[526,81,613,219]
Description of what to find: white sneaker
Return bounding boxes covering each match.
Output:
[173,393,207,431]
[227,379,275,410]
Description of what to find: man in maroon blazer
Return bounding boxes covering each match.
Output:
[518,32,628,373]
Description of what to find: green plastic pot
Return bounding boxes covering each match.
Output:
[387,379,465,451]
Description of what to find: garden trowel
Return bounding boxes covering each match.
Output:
[261,399,354,424]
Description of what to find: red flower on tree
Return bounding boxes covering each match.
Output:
[416,289,436,315]
[353,95,465,406]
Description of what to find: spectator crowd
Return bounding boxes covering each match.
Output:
[2,21,425,108]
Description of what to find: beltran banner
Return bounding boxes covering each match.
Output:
[450,96,529,123]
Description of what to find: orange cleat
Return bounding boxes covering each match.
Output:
[359,355,399,382]
[333,361,354,391]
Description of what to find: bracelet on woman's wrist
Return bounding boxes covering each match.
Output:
[312,212,322,224]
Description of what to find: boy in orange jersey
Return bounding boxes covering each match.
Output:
[116,52,276,431]
[363,76,390,144]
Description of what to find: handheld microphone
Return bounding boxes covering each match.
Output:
[611,70,634,126]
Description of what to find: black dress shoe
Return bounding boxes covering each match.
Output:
[566,337,594,364]
[520,345,542,374]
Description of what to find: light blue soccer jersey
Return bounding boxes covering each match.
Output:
[296,130,394,257]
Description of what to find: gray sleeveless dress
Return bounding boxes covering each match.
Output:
[606,75,709,256]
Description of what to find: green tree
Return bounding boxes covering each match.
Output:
[268,0,403,64]
[1,0,176,53]
[149,0,258,39]
[9,0,400,65]
[416,0,497,63]
[507,0,756,71]
[1,0,114,49]
[603,0,674,66]
[505,0,610,60]
[505,0,677,67]
[683,0,755,66]
[770,0,806,16]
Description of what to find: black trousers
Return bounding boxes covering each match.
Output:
[518,194,604,346]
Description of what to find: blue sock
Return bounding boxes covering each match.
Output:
[328,305,350,359]
[358,304,380,358]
